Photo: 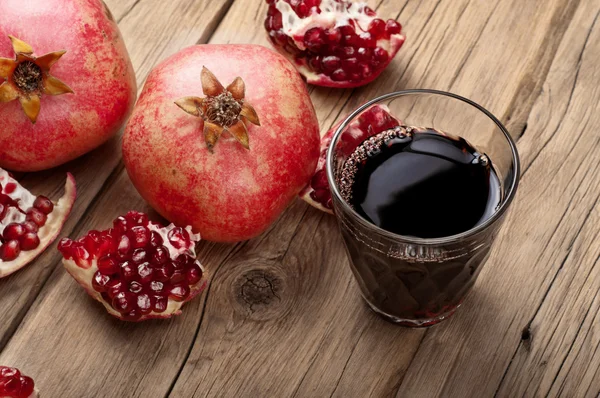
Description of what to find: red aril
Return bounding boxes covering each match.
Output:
[0,0,136,171]
[0,168,76,278]
[0,366,38,398]
[58,211,206,321]
[299,104,401,212]
[265,0,405,88]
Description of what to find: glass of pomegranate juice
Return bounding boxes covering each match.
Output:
[326,90,520,327]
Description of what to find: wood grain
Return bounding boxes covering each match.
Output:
[0,0,598,397]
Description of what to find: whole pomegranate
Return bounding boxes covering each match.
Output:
[265,0,405,88]
[300,104,400,212]
[0,366,37,398]
[123,45,320,243]
[0,0,136,171]
[0,168,76,278]
[59,211,206,321]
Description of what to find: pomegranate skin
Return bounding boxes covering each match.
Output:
[123,45,320,243]
[0,0,137,171]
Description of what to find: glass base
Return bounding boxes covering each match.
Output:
[364,298,461,327]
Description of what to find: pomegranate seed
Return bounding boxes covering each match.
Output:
[364,6,376,16]
[186,263,203,285]
[304,27,325,52]
[326,28,342,44]
[311,169,328,190]
[0,376,20,395]
[297,3,308,17]
[106,279,124,299]
[169,284,190,302]
[117,235,132,259]
[4,182,16,194]
[359,32,376,47]
[19,375,35,397]
[350,72,361,81]
[171,269,186,284]
[113,216,128,235]
[131,248,148,264]
[369,18,386,36]
[322,56,341,73]
[126,211,148,226]
[20,232,40,250]
[151,246,169,266]
[137,293,153,314]
[0,240,20,261]
[3,222,25,240]
[357,47,373,61]
[385,19,402,35]
[341,46,356,58]
[341,57,359,73]
[97,234,116,256]
[122,309,142,321]
[0,204,5,221]
[26,208,47,226]
[22,220,39,233]
[137,262,154,283]
[310,188,331,205]
[149,231,164,247]
[92,271,112,292]
[97,255,119,274]
[360,63,373,78]
[0,367,20,378]
[120,261,137,281]
[149,281,165,293]
[153,295,168,313]
[168,227,190,249]
[372,47,389,63]
[154,263,174,282]
[112,291,136,313]
[128,226,150,249]
[308,56,322,72]
[174,254,192,270]
[57,238,74,258]
[129,281,143,294]
[331,69,347,81]
[33,195,54,214]
[82,235,97,256]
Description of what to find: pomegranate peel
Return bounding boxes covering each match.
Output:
[175,67,261,152]
[300,104,400,213]
[0,36,73,124]
[59,211,206,321]
[0,366,38,398]
[0,169,76,278]
[265,0,405,88]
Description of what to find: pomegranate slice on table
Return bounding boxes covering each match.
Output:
[0,366,38,398]
[265,0,405,88]
[300,104,401,213]
[59,211,207,321]
[0,169,76,278]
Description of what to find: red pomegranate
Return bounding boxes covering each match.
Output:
[265,0,405,88]
[59,211,206,321]
[0,366,37,398]
[0,0,136,171]
[300,104,400,212]
[0,168,76,278]
[123,45,320,243]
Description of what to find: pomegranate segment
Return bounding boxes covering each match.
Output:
[300,104,401,212]
[265,0,405,88]
[0,168,76,278]
[59,211,206,321]
[0,366,38,398]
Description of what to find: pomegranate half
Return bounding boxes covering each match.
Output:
[265,0,405,88]
[0,366,37,398]
[123,44,320,243]
[0,0,136,171]
[0,168,76,278]
[300,104,400,212]
[59,211,206,321]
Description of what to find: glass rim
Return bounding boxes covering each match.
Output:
[326,89,521,245]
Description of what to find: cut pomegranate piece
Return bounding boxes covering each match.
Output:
[58,211,207,321]
[0,366,38,398]
[265,0,405,88]
[0,169,76,278]
[299,104,401,213]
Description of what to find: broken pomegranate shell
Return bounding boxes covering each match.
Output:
[0,366,38,398]
[0,168,76,278]
[300,104,400,213]
[265,0,405,88]
[58,211,207,321]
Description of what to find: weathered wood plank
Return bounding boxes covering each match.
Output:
[395,0,600,396]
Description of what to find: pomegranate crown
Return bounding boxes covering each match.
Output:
[0,35,73,124]
[175,67,260,152]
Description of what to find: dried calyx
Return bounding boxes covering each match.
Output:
[0,36,73,123]
[175,67,260,151]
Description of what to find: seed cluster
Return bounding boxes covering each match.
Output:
[12,61,43,93]
[0,183,51,261]
[58,211,203,321]
[0,366,35,398]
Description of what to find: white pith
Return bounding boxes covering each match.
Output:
[0,169,77,278]
[62,223,205,320]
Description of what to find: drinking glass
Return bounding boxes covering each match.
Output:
[326,90,520,327]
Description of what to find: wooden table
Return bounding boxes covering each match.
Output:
[1,0,599,396]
